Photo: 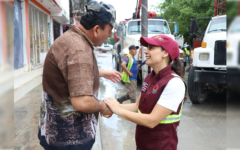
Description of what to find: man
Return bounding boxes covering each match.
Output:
[117,45,139,104]
[38,1,121,150]
[183,42,191,65]
[112,44,117,62]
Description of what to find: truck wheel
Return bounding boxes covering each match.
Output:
[188,66,207,104]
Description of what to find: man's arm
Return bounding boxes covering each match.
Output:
[99,69,122,83]
[139,60,146,68]
[121,61,132,76]
[99,69,105,77]
[71,96,112,115]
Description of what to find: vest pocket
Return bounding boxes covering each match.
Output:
[157,131,164,150]
[136,126,164,150]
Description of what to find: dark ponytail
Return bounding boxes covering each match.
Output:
[160,47,184,78]
[170,57,184,78]
[170,57,187,102]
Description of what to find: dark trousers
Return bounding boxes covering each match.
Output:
[112,54,115,61]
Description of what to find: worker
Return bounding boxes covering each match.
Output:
[183,42,191,65]
[112,45,116,62]
[138,60,146,68]
[104,35,187,150]
[182,46,191,65]
[117,45,139,104]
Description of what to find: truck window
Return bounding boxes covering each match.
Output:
[208,17,226,33]
[128,20,170,35]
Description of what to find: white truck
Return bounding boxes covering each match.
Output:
[188,15,226,104]
[114,18,184,79]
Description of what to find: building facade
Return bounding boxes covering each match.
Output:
[14,0,70,102]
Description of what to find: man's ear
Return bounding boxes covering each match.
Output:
[93,25,100,37]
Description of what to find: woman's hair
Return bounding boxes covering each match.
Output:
[161,47,187,101]
[160,47,184,78]
[169,57,184,79]
[80,13,108,30]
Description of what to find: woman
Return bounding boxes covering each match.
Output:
[104,35,187,150]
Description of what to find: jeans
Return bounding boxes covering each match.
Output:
[184,55,191,64]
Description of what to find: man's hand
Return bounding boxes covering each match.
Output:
[137,64,140,68]
[128,72,133,77]
[102,70,122,83]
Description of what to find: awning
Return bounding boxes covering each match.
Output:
[31,0,69,24]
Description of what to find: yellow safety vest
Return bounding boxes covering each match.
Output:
[122,54,133,83]
[183,47,190,56]
[138,101,183,124]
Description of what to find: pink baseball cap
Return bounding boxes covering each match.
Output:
[140,35,179,61]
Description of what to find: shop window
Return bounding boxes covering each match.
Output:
[29,4,48,66]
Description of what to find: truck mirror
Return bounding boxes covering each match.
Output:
[189,19,197,34]
[174,23,178,34]
[163,22,167,26]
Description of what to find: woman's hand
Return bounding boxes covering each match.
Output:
[104,98,122,115]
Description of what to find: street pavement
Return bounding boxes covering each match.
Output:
[14,51,226,150]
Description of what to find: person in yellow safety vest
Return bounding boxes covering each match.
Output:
[182,43,191,65]
[112,46,116,62]
[117,45,139,104]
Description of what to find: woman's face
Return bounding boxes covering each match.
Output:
[144,45,169,67]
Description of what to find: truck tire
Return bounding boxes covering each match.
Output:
[188,66,207,104]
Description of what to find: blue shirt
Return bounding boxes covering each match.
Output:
[124,55,138,80]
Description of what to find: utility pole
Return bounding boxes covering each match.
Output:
[141,0,148,83]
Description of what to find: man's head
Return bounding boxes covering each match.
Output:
[79,1,116,46]
[129,45,139,56]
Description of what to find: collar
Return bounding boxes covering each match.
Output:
[151,64,172,80]
[70,25,94,49]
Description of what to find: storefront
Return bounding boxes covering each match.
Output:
[29,3,49,66]
[53,19,61,40]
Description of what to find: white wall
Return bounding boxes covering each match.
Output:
[21,1,29,71]
[60,0,69,18]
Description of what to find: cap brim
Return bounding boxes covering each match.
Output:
[135,46,139,49]
[140,37,159,47]
[112,22,117,29]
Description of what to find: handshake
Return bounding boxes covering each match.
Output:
[100,97,121,118]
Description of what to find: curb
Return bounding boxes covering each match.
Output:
[92,115,102,150]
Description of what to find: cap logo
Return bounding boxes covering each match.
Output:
[153,35,164,41]
[152,85,159,94]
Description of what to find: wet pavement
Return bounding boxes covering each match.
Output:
[96,52,141,150]
[14,51,226,150]
[14,85,43,150]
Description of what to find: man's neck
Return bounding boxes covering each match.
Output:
[77,24,95,45]
[130,53,134,57]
